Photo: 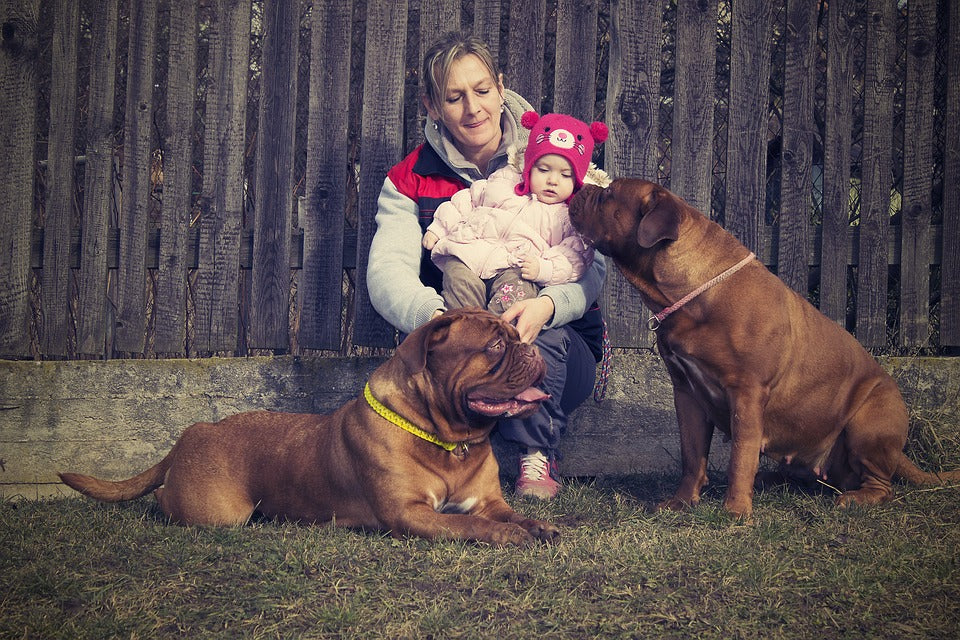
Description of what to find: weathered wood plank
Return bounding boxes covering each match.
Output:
[154,0,198,355]
[856,0,896,346]
[820,0,858,325]
[671,0,717,212]
[420,0,461,69]
[553,0,599,123]
[115,0,158,353]
[194,0,251,353]
[777,0,818,296]
[472,0,503,63]
[411,1,462,154]
[353,0,408,347]
[725,0,773,256]
[899,0,936,347]
[300,0,352,350]
[0,0,39,358]
[506,0,546,111]
[77,0,119,356]
[40,0,78,356]
[603,0,665,348]
[250,0,298,350]
[943,0,960,347]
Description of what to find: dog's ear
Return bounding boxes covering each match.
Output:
[637,187,683,248]
[396,312,455,373]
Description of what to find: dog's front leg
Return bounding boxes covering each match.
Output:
[659,387,714,511]
[724,385,768,519]
[476,497,560,542]
[388,502,542,546]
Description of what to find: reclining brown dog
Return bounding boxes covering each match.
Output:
[60,308,559,545]
[569,177,959,519]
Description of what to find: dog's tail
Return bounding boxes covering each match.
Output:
[59,455,172,503]
[894,452,960,486]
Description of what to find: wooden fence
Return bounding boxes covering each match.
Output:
[0,0,957,360]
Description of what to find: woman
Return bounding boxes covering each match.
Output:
[367,32,607,500]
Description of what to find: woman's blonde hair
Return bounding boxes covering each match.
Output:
[421,32,501,110]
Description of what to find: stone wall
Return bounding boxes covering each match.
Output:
[2,353,958,499]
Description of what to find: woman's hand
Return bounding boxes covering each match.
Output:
[500,296,554,343]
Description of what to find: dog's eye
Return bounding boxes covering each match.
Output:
[487,339,504,354]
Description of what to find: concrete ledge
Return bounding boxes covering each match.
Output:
[2,353,959,499]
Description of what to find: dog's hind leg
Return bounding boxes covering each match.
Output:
[155,474,256,526]
[835,389,905,507]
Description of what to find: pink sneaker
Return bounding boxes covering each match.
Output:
[515,450,560,499]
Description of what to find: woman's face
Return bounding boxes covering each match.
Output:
[425,53,505,167]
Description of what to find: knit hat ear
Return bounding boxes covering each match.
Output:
[590,121,609,144]
[520,110,540,130]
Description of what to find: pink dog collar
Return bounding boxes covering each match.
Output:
[647,252,756,331]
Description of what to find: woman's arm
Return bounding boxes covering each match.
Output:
[367,177,446,334]
[538,253,607,328]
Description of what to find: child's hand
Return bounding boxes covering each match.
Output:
[521,254,540,280]
[422,231,438,250]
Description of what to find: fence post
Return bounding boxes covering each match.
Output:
[78,0,120,356]
[194,0,251,353]
[0,0,39,358]
[672,0,717,213]
[820,0,856,327]
[724,0,773,257]
[41,0,79,357]
[115,0,158,354]
[154,0,198,355]
[943,0,960,347]
[899,0,936,347]
[353,0,409,348]
[300,0,353,350]
[250,0,299,350]
[856,0,896,347]
[602,0,664,349]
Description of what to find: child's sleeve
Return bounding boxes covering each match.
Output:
[534,233,596,286]
[426,186,475,241]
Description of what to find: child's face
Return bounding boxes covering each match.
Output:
[528,154,575,204]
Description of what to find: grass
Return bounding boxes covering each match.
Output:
[2,471,959,640]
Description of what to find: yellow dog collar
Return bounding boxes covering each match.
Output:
[363,382,460,453]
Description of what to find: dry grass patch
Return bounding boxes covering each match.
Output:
[3,468,959,639]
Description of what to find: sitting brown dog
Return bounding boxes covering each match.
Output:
[569,178,959,518]
[60,308,559,545]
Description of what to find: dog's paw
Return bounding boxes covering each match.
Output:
[722,496,754,522]
[520,518,560,543]
[656,496,697,512]
[489,523,538,547]
[835,487,893,508]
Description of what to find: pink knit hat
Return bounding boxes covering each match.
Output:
[515,111,609,198]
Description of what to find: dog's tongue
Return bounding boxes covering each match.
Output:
[467,387,550,418]
[516,387,549,403]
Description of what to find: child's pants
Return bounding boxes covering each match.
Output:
[440,258,538,314]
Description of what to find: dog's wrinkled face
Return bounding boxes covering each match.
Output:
[397,308,548,423]
[569,178,683,258]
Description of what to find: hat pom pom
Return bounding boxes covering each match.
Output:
[520,111,540,130]
[590,121,609,144]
